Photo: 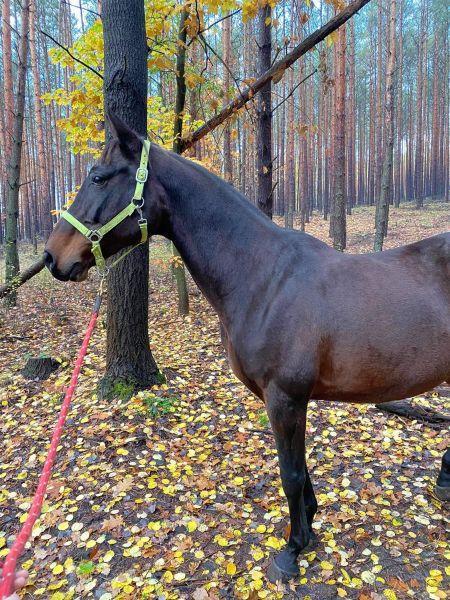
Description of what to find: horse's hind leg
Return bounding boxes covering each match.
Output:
[305,465,318,534]
[435,448,450,502]
[264,383,311,582]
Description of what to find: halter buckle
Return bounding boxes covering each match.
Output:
[136,167,148,183]
[87,230,103,243]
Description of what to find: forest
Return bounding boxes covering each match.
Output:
[0,0,449,598]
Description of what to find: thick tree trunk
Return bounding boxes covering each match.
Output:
[171,8,190,316]
[256,4,273,219]
[101,0,159,396]
[4,1,30,307]
[374,0,396,251]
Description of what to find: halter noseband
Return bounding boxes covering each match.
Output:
[60,139,151,276]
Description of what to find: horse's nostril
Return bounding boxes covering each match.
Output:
[44,250,55,271]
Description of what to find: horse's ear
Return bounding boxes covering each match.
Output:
[105,110,141,156]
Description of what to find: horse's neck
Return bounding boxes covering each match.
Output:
[153,148,279,319]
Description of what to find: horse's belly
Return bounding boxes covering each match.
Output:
[312,340,449,403]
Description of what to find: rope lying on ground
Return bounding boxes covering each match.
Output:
[0,293,102,599]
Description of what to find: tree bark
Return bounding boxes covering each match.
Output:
[374,0,396,251]
[256,4,273,219]
[4,0,30,307]
[101,0,159,396]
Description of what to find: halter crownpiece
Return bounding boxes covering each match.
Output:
[60,139,151,275]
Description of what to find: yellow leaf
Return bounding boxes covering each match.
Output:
[186,520,198,532]
[226,562,237,575]
[52,564,64,575]
[265,536,283,550]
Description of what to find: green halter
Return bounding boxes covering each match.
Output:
[60,139,151,276]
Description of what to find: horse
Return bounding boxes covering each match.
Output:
[44,112,450,582]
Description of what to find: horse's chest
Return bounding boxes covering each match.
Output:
[224,335,264,399]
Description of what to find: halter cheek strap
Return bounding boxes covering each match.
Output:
[60,139,151,275]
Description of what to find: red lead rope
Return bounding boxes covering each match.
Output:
[0,294,102,599]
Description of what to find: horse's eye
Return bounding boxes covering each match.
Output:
[92,175,105,186]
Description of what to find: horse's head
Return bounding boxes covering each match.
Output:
[45,112,166,281]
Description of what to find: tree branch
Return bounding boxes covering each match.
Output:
[180,0,372,152]
[271,68,317,114]
[40,30,103,79]
[0,256,46,299]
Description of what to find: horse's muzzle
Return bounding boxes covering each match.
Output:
[44,251,89,282]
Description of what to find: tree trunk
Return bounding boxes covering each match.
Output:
[4,0,30,307]
[347,19,356,213]
[394,0,403,207]
[29,0,53,240]
[331,21,346,252]
[171,8,190,316]
[374,0,383,206]
[1,0,14,169]
[222,13,233,182]
[374,0,396,251]
[284,0,295,229]
[414,0,426,208]
[101,0,159,397]
[256,3,273,219]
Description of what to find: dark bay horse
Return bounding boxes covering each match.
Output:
[45,114,450,582]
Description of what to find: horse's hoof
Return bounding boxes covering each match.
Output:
[267,552,299,584]
[435,484,450,502]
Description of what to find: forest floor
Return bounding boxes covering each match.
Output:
[0,202,449,600]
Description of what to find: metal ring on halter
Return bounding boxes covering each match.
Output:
[133,197,145,209]
[97,264,110,277]
[87,230,103,243]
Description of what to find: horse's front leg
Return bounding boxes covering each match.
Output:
[264,382,312,582]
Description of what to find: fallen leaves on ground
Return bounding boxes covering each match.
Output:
[0,204,449,599]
